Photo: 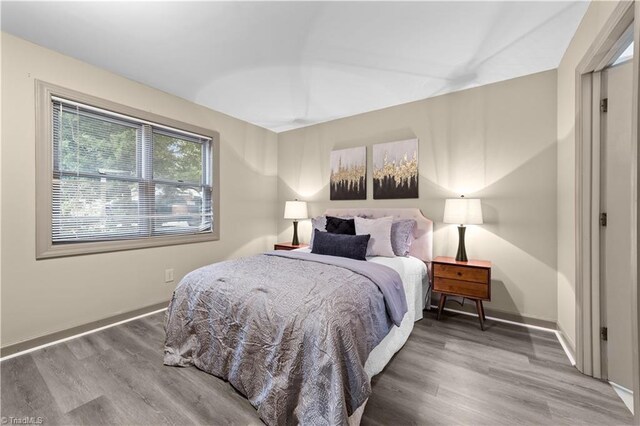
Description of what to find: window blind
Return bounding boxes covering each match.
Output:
[51,98,213,244]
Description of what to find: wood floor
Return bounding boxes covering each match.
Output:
[1,310,633,425]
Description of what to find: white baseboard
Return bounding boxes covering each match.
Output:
[429,304,557,333]
[610,381,634,414]
[554,326,576,366]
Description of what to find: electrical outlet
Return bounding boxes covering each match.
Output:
[165,268,174,283]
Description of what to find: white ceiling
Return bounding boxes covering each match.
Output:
[1,1,588,133]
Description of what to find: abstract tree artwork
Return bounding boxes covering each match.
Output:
[373,138,419,199]
[330,146,366,200]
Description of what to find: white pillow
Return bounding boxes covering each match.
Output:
[354,216,395,257]
[308,216,327,249]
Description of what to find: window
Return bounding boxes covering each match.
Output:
[609,23,634,67]
[611,41,634,66]
[36,82,219,258]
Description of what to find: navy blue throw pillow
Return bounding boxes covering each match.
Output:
[325,216,356,235]
[311,229,370,261]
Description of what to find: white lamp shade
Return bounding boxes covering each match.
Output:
[443,198,483,225]
[284,201,308,220]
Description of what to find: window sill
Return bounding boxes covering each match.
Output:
[36,231,219,259]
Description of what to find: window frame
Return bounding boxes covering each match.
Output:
[35,80,220,259]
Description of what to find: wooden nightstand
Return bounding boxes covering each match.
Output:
[432,256,492,330]
[274,242,309,251]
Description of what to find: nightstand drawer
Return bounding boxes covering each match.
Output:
[434,263,488,283]
[433,277,489,299]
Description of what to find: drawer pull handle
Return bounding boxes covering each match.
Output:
[457,272,462,276]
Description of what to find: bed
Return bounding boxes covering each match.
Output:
[164,208,433,425]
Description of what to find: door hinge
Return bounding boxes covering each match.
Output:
[600,212,607,227]
[600,98,608,113]
[601,326,608,341]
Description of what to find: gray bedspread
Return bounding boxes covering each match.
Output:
[164,252,407,426]
[265,250,407,326]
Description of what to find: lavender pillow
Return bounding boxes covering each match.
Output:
[309,216,327,248]
[390,219,416,256]
[354,216,395,257]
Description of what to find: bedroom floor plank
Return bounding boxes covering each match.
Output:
[1,310,633,425]
[62,395,125,425]
[30,344,104,414]
[0,354,64,424]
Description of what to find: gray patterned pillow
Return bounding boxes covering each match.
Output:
[390,219,416,256]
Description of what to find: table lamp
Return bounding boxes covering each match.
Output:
[284,200,308,246]
[443,195,483,262]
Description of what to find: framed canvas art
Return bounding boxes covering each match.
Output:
[330,146,366,200]
[373,138,418,199]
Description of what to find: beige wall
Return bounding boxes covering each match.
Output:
[556,0,623,351]
[278,70,559,323]
[0,33,279,348]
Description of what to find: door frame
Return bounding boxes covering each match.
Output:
[575,1,639,420]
